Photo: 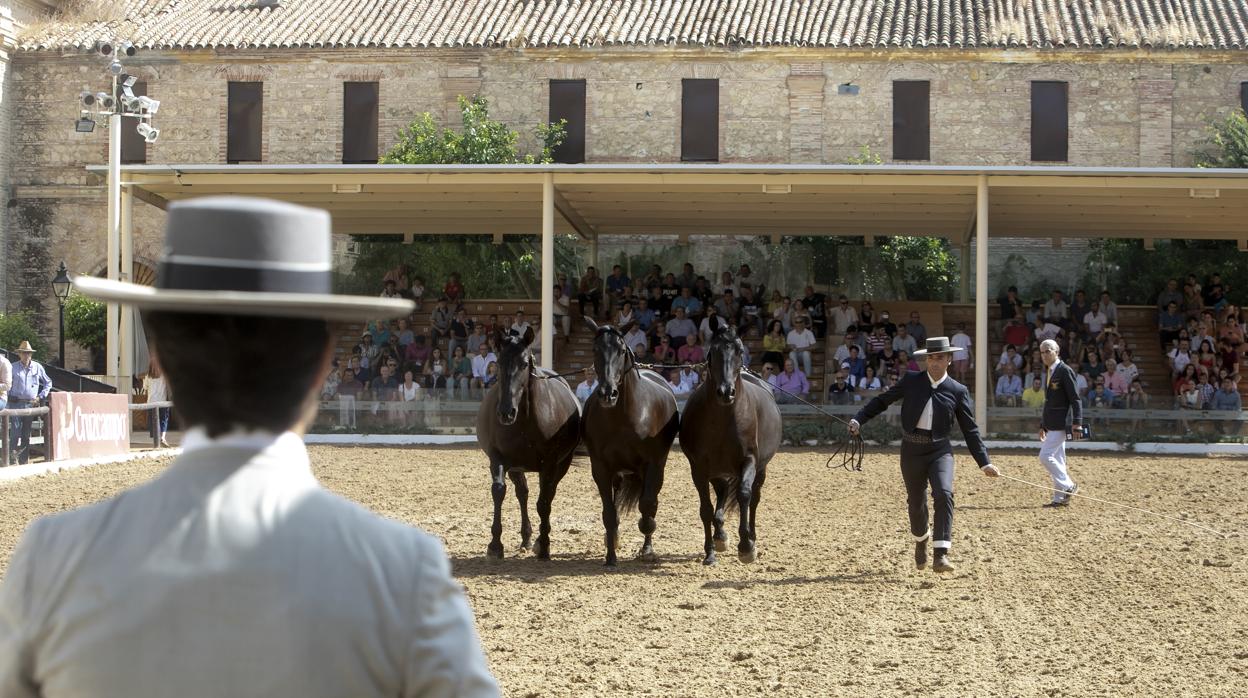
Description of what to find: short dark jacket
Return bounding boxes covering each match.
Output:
[1042,360,1083,431]
[854,370,990,467]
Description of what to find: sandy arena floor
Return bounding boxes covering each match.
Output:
[1,446,1245,696]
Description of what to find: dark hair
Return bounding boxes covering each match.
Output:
[144,312,330,438]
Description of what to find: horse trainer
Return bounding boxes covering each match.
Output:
[850,336,999,573]
[0,197,499,697]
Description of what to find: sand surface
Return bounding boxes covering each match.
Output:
[1,446,1245,697]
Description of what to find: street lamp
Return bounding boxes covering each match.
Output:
[52,262,72,368]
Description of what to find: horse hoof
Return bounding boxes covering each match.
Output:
[519,542,531,552]
[604,559,618,569]
[702,555,717,566]
[714,536,728,553]
[738,548,757,564]
[637,549,657,563]
[487,542,505,560]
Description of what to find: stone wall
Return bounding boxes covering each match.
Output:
[6,46,1248,352]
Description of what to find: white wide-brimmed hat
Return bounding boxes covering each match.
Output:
[75,196,414,321]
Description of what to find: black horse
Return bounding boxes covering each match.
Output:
[476,327,582,559]
[581,318,681,567]
[679,319,781,565]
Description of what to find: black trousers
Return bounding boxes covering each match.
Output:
[899,439,955,549]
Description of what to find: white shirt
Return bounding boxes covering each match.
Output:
[575,379,598,402]
[917,372,948,430]
[144,375,169,403]
[1083,310,1107,333]
[0,355,11,401]
[471,352,496,380]
[0,429,498,698]
[951,332,972,352]
[787,328,816,351]
[401,382,422,401]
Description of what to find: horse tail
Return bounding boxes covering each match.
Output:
[718,475,742,514]
[615,472,644,514]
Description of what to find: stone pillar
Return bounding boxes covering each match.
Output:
[1138,77,1175,167]
[787,63,825,163]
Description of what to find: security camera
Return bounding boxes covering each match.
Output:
[137,122,159,143]
[136,96,160,114]
[118,41,136,57]
[94,40,114,57]
[107,59,123,75]
[80,91,97,108]
[96,92,116,110]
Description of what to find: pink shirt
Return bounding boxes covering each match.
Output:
[677,344,704,364]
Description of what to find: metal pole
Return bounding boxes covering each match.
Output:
[119,186,134,394]
[58,303,66,368]
[975,175,989,430]
[2,411,9,467]
[540,173,555,370]
[105,75,121,390]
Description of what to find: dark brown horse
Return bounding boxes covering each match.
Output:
[476,327,581,559]
[680,319,781,565]
[581,318,681,567]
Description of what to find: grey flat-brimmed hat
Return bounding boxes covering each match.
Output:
[913,336,965,357]
[74,196,414,321]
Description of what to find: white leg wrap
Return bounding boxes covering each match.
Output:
[912,530,931,543]
[933,540,952,549]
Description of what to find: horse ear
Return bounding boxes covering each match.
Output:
[582,316,600,334]
[708,315,722,335]
[522,325,536,348]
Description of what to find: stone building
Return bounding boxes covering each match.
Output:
[5,0,1248,366]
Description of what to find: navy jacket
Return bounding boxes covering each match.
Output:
[854,370,991,468]
[1041,360,1083,431]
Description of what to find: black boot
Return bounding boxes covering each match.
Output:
[932,551,956,573]
[914,540,928,570]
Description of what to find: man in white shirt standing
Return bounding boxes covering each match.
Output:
[1,198,499,697]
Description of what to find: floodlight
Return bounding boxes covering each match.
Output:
[120,73,138,88]
[137,122,159,143]
[95,40,114,57]
[107,59,123,75]
[118,41,136,57]
[96,92,115,110]
[75,117,96,133]
[136,96,160,114]
[80,91,97,107]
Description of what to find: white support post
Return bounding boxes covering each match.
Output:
[974,175,989,430]
[119,186,134,394]
[540,174,555,371]
[105,100,121,389]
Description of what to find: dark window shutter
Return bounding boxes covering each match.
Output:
[681,79,719,162]
[549,80,586,164]
[892,81,930,161]
[342,82,379,164]
[1031,81,1069,162]
[227,82,263,163]
[120,81,148,164]
[1241,82,1247,115]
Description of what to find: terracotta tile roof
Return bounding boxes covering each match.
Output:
[19,0,1248,51]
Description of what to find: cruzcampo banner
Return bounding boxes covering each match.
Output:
[49,392,130,461]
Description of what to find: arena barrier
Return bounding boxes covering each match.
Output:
[1,405,51,466]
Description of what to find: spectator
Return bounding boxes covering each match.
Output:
[1075,370,1090,400]
[1217,338,1241,376]
[718,270,735,295]
[738,286,764,337]
[556,271,574,300]
[635,341,656,366]
[1204,272,1229,309]
[1025,300,1043,329]
[853,365,882,396]
[482,361,500,391]
[1195,370,1216,410]
[605,264,631,315]
[449,309,472,358]
[996,344,1023,375]
[1176,379,1201,432]
[1022,377,1046,409]
[1125,378,1149,409]
[409,275,426,311]
[859,300,876,328]
[1080,349,1107,381]
[653,336,676,365]
[574,368,598,403]
[403,334,430,375]
[677,335,704,365]
[380,279,401,299]
[510,310,531,337]
[898,349,919,373]
[667,307,697,348]
[449,346,473,400]
[1173,363,1199,396]
[950,324,972,382]
[471,343,497,397]
[347,354,370,386]
[424,347,448,395]
[382,263,411,294]
[1098,291,1119,326]
[1159,301,1185,348]
[396,318,415,348]
[698,306,721,345]
[631,297,655,332]
[650,320,672,350]
[829,296,858,336]
[144,358,172,448]
[998,286,1022,326]
[905,311,928,345]
[399,370,423,426]
[0,350,10,413]
[772,358,810,404]
[714,290,739,324]
[646,286,666,318]
[844,345,867,380]
[1168,339,1193,378]
[443,272,465,307]
[1001,317,1029,349]
[995,364,1023,407]
[892,324,917,355]
[577,266,604,319]
[1211,377,1242,413]
[1034,318,1062,343]
[773,296,794,333]
[335,367,362,428]
[358,332,381,367]
[671,286,703,319]
[1082,301,1108,337]
[430,297,452,344]
[466,324,488,355]
[1156,278,1183,312]
[553,284,571,339]
[877,310,897,338]
[660,273,681,313]
[1043,289,1068,327]
[615,300,636,329]
[677,262,697,290]
[866,325,889,357]
[1068,290,1090,336]
[1085,376,1115,410]
[802,286,828,339]
[826,370,854,406]
[761,320,787,368]
[693,276,714,307]
[1181,282,1204,318]
[789,299,813,330]
[1103,359,1129,402]
[667,369,692,396]
[787,317,817,377]
[644,264,665,290]
[1196,339,1217,375]
[320,359,340,400]
[623,324,648,355]
[1117,350,1140,385]
[678,365,700,393]
[1221,315,1244,348]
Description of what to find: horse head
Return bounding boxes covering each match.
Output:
[706,316,745,405]
[585,316,632,407]
[495,326,536,425]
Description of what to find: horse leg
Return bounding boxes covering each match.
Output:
[748,467,766,545]
[595,470,619,568]
[534,470,560,561]
[487,460,507,559]
[636,459,664,563]
[737,457,758,563]
[711,479,730,552]
[693,473,717,566]
[508,470,532,551]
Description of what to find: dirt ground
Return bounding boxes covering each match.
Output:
[2,446,1245,697]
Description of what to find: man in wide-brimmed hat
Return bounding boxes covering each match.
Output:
[5,340,51,465]
[850,336,999,574]
[0,197,498,696]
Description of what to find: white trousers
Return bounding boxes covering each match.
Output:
[1039,429,1076,491]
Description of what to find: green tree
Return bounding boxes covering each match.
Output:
[1078,238,1248,305]
[0,312,50,357]
[381,95,565,165]
[1193,108,1248,169]
[63,290,107,350]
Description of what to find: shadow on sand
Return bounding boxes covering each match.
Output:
[451,550,703,581]
[699,570,891,590]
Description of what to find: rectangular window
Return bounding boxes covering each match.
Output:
[342,82,379,164]
[227,81,263,163]
[681,78,719,162]
[1031,81,1069,162]
[120,81,148,164]
[1241,82,1247,115]
[892,80,930,161]
[549,80,586,164]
